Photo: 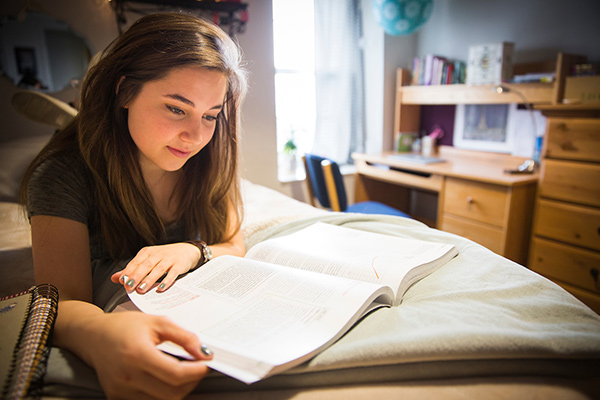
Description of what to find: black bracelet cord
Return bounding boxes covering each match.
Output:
[185,240,208,272]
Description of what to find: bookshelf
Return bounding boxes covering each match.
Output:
[394,52,588,135]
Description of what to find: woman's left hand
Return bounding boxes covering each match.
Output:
[111,243,201,293]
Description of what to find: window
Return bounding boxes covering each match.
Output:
[273,0,364,182]
[272,0,316,181]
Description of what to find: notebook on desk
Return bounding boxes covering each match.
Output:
[387,154,446,165]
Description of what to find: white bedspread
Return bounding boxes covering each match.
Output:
[3,181,600,397]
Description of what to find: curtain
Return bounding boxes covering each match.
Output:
[313,0,365,165]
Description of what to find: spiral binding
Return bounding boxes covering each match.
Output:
[2,284,58,400]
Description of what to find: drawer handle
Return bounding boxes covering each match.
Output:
[560,142,577,152]
[466,196,474,204]
[591,268,599,290]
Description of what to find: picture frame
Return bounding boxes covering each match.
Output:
[453,103,517,153]
[14,47,37,75]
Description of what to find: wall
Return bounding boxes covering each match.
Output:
[234,0,285,194]
[417,0,600,65]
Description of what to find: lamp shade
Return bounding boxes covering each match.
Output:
[372,0,434,36]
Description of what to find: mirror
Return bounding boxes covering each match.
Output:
[0,12,91,92]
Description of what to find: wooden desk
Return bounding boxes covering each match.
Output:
[352,146,538,265]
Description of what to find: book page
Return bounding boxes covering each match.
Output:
[128,255,393,383]
[245,223,457,303]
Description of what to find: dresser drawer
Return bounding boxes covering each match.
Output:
[443,177,508,227]
[530,237,600,294]
[441,214,503,254]
[534,199,600,252]
[539,159,600,208]
[545,118,600,162]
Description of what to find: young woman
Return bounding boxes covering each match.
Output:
[20,13,247,399]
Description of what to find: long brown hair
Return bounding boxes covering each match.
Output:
[21,13,247,259]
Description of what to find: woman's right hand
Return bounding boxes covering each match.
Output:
[60,303,212,400]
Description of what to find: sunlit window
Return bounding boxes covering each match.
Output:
[272,0,315,181]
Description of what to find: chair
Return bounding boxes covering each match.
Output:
[302,154,411,218]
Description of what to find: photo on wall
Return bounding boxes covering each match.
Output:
[14,47,37,75]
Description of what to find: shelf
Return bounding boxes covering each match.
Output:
[535,103,600,111]
[393,53,589,137]
[535,103,600,118]
[398,82,555,105]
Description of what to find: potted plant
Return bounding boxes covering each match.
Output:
[282,135,298,173]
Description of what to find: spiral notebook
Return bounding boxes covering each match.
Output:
[0,284,58,399]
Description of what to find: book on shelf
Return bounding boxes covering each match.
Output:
[127,222,458,384]
[511,72,555,83]
[411,54,466,86]
[423,54,437,86]
[1,284,59,399]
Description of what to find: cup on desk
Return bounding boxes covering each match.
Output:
[421,135,436,156]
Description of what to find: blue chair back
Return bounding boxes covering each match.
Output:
[303,153,348,210]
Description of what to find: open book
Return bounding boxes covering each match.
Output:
[128,223,458,384]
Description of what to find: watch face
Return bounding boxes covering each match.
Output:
[204,245,213,261]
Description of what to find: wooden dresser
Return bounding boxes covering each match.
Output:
[529,107,600,314]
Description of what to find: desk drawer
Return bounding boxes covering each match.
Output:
[441,214,503,254]
[355,161,443,192]
[530,237,600,294]
[533,199,600,252]
[443,177,507,227]
[539,159,600,208]
[545,118,600,162]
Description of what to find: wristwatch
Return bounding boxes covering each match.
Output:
[200,241,213,263]
[186,240,213,270]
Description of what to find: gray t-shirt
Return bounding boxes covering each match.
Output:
[28,153,106,260]
[27,152,187,310]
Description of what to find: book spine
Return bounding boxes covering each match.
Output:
[424,54,434,85]
[411,57,420,86]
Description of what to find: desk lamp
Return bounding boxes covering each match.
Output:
[494,85,539,174]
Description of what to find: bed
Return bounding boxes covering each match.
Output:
[1,135,600,399]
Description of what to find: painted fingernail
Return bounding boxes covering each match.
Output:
[121,275,129,284]
[159,283,166,290]
[126,278,135,288]
[138,282,147,291]
[200,345,213,357]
